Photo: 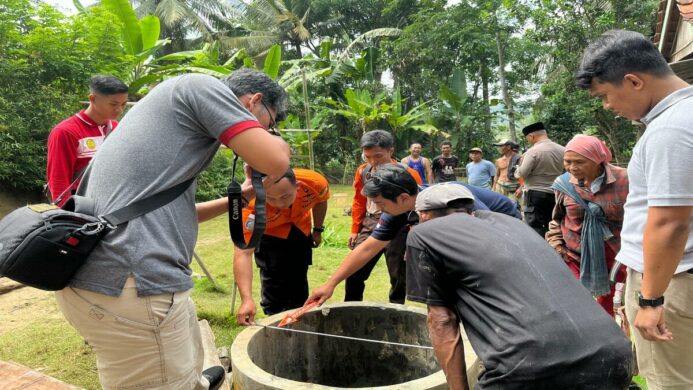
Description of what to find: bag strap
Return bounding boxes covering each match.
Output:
[100,178,195,226]
[361,163,372,185]
[228,156,266,249]
[52,166,89,206]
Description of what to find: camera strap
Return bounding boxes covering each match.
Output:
[228,155,266,249]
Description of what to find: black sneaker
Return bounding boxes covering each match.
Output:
[202,366,226,390]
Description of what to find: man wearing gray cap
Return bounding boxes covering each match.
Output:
[407,184,633,390]
[492,139,521,197]
[514,122,565,236]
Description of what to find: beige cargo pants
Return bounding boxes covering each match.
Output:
[55,277,209,390]
[625,268,693,390]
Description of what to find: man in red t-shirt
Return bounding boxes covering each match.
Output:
[46,75,129,205]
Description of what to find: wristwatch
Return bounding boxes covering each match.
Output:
[313,226,325,233]
[638,292,664,308]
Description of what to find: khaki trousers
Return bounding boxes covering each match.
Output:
[55,278,209,390]
[625,268,693,390]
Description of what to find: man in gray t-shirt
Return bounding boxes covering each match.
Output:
[55,69,290,390]
[407,185,632,389]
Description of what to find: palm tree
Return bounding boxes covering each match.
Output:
[223,0,313,57]
[131,0,234,51]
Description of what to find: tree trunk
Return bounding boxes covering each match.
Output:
[594,111,624,165]
[480,60,492,134]
[495,30,517,142]
[293,39,302,58]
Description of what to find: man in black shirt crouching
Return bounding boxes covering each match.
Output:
[407,183,633,389]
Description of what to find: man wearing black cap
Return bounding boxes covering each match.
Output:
[514,122,565,236]
[492,139,521,197]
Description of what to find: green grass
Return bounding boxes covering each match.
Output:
[0,183,650,389]
[633,375,648,389]
[0,184,393,389]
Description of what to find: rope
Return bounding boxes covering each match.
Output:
[252,324,434,350]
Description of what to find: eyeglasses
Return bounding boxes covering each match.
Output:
[366,172,413,195]
[259,99,280,136]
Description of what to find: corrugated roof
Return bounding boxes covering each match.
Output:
[653,0,681,60]
[678,0,693,21]
[671,58,693,82]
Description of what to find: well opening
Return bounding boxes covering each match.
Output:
[241,304,442,388]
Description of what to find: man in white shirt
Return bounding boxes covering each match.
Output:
[578,29,693,389]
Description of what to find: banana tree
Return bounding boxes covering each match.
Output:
[437,68,474,149]
[102,0,170,95]
[325,88,389,138]
[151,43,282,79]
[383,88,434,141]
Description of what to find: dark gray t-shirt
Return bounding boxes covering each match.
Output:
[432,155,459,182]
[73,74,260,296]
[406,211,630,385]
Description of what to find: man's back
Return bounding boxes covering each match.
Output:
[75,74,259,297]
[406,211,631,386]
[452,182,520,218]
[515,139,565,192]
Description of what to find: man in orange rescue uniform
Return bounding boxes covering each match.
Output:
[347,130,422,303]
[234,168,330,324]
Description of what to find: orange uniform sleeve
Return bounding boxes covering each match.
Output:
[241,203,256,243]
[351,164,368,234]
[294,169,331,203]
[407,167,423,185]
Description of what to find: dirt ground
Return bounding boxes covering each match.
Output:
[0,279,62,334]
[0,191,66,334]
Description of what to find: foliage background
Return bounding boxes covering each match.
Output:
[0,0,659,195]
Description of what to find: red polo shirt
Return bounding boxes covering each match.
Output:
[46,110,117,205]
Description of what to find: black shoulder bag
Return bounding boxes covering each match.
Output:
[227,156,266,249]
[0,178,193,291]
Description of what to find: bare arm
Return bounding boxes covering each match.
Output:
[545,192,565,248]
[307,236,390,304]
[424,158,434,184]
[492,162,499,189]
[514,153,535,179]
[327,236,388,288]
[233,247,257,325]
[428,305,468,390]
[227,128,290,180]
[641,206,692,298]
[196,198,228,223]
[312,201,328,228]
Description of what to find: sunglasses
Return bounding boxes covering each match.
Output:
[259,99,280,136]
[366,172,413,195]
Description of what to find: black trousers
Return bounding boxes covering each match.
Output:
[475,339,633,390]
[344,215,407,304]
[254,226,312,315]
[523,189,556,238]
